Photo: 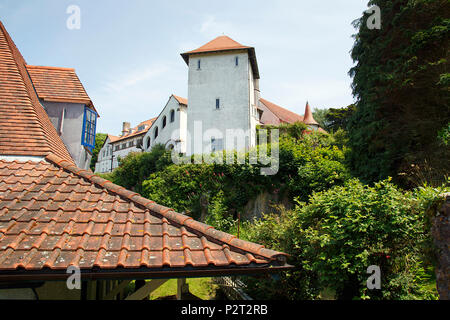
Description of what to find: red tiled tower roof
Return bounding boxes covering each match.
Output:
[0,21,74,163]
[181,35,260,79]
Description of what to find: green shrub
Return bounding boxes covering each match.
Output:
[111,144,171,193]
[245,179,447,300]
[140,130,350,227]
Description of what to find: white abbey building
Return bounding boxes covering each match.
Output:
[95,35,322,172]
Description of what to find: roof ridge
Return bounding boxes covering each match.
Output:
[26,65,76,71]
[45,153,287,262]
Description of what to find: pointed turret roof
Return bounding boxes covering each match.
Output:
[302,101,319,126]
[181,35,260,79]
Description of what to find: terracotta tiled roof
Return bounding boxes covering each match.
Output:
[183,35,251,55]
[113,118,157,143]
[172,94,188,106]
[108,134,120,143]
[0,154,289,278]
[26,65,97,114]
[181,35,260,79]
[0,21,74,163]
[259,98,304,124]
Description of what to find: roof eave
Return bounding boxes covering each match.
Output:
[0,264,293,283]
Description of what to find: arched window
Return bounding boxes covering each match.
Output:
[170,110,175,123]
[162,116,167,128]
[154,126,159,139]
[146,137,151,150]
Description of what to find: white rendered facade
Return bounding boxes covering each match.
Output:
[143,95,187,154]
[94,136,115,173]
[185,50,259,155]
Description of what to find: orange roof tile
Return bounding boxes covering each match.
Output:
[181,35,260,79]
[259,98,304,124]
[0,154,289,278]
[26,65,97,114]
[0,21,74,163]
[172,94,188,106]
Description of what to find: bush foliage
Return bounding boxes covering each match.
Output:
[244,179,448,300]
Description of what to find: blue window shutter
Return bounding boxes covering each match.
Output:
[81,106,97,150]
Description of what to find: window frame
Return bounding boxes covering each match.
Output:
[81,106,97,150]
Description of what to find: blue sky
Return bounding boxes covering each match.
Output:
[1,0,370,135]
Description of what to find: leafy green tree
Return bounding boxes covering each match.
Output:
[325,105,356,132]
[348,0,450,186]
[312,108,330,130]
[89,133,107,171]
[111,144,172,193]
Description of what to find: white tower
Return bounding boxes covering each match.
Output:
[181,36,260,156]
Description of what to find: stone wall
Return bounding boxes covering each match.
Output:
[242,191,293,221]
[432,193,450,300]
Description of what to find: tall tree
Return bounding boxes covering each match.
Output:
[348,0,450,186]
[312,108,330,130]
[325,104,356,132]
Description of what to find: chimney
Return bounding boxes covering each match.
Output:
[122,122,130,136]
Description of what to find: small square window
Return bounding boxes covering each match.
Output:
[211,137,223,152]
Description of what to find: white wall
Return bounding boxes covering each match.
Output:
[186,50,252,155]
[95,136,114,173]
[42,101,92,169]
[143,95,186,153]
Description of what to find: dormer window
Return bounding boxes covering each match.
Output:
[81,106,97,150]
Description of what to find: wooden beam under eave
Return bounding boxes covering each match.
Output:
[125,279,168,300]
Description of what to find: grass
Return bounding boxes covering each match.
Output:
[149,277,218,300]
